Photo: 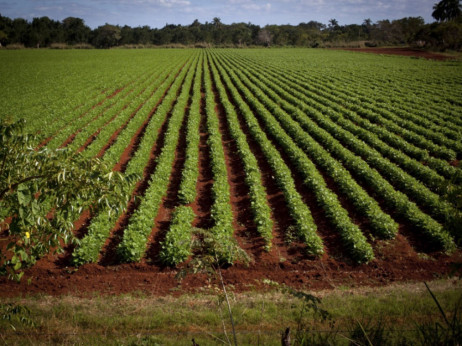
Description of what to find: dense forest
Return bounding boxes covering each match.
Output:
[0,0,461,50]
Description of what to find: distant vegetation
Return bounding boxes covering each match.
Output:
[0,0,461,50]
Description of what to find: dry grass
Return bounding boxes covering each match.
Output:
[1,278,461,344]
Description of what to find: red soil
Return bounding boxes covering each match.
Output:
[343,47,455,61]
[113,65,185,173]
[0,244,459,297]
[96,74,170,158]
[190,91,214,230]
[144,99,191,264]
[1,58,460,298]
[37,86,128,149]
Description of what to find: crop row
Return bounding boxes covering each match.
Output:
[203,56,237,263]
[240,54,458,161]
[216,52,456,250]
[72,54,197,266]
[232,54,459,183]
[212,53,375,262]
[228,54,452,189]
[210,54,325,257]
[116,55,198,263]
[226,53,459,228]
[276,57,462,140]
[217,53,398,239]
[66,71,164,154]
[159,54,204,266]
[209,57,274,250]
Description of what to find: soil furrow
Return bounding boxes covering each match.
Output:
[114,66,185,173]
[215,66,302,264]
[145,104,190,264]
[190,77,214,230]
[58,102,118,149]
[77,109,125,153]
[97,109,174,266]
[96,65,190,265]
[58,65,188,268]
[209,69,265,259]
[96,73,172,159]
[37,87,128,149]
[227,73,366,262]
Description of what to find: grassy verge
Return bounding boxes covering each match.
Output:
[1,279,461,345]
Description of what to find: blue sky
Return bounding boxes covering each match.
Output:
[0,0,437,28]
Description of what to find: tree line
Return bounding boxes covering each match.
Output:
[0,0,461,50]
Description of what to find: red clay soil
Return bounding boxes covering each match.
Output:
[0,240,460,297]
[144,99,191,264]
[38,86,128,150]
[342,47,455,60]
[211,64,300,264]
[96,73,172,159]
[113,64,186,173]
[211,70,264,256]
[98,107,174,266]
[190,91,214,230]
[1,60,461,298]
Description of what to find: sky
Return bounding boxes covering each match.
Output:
[0,0,438,28]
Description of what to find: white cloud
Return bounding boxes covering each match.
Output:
[242,2,271,11]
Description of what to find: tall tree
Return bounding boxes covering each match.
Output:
[62,17,90,45]
[92,24,121,48]
[432,0,462,22]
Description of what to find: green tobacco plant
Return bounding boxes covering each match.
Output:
[0,119,136,280]
[159,206,196,266]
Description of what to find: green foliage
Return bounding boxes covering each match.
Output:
[1,303,35,331]
[159,206,196,266]
[177,227,250,279]
[71,56,191,266]
[211,53,325,258]
[203,56,239,263]
[210,56,274,250]
[92,24,122,48]
[117,55,199,263]
[214,52,378,262]
[229,50,456,252]
[177,55,202,204]
[432,0,462,22]
[0,119,134,280]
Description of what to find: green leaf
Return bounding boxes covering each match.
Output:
[17,185,31,206]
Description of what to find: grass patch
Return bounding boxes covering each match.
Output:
[0,279,461,345]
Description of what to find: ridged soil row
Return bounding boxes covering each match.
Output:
[212,54,362,262]
[37,85,130,149]
[68,61,187,242]
[98,91,186,266]
[221,52,455,251]
[209,53,322,261]
[95,71,174,159]
[113,63,188,173]
[55,75,148,150]
[76,75,162,155]
[190,69,214,230]
[144,99,191,264]
[207,59,262,257]
[70,56,196,267]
